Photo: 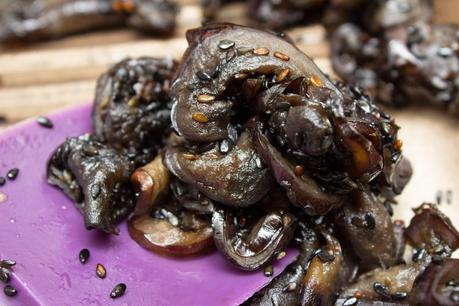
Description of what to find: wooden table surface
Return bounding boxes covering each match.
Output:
[0,0,458,248]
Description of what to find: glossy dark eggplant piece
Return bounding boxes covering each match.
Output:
[242,224,320,306]
[212,207,297,270]
[0,0,177,45]
[171,23,337,143]
[405,203,459,256]
[165,131,273,207]
[410,258,459,306]
[131,154,170,216]
[336,189,398,270]
[47,134,135,234]
[337,261,428,305]
[93,57,177,166]
[128,201,214,256]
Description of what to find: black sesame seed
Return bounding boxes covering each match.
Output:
[436,190,443,205]
[218,40,235,50]
[264,265,273,277]
[0,177,5,186]
[79,249,90,264]
[342,297,358,306]
[0,260,16,269]
[0,268,10,283]
[237,47,253,55]
[96,263,106,279]
[110,283,126,299]
[3,285,17,297]
[446,190,453,205]
[437,47,453,58]
[451,291,459,302]
[37,116,53,129]
[316,250,335,263]
[412,248,427,262]
[392,292,408,300]
[196,71,212,82]
[364,213,375,230]
[373,282,390,298]
[91,184,101,200]
[6,169,19,181]
[447,280,458,287]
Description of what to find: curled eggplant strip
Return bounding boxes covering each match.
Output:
[47,134,135,234]
[249,119,344,216]
[212,207,297,271]
[405,203,459,256]
[300,231,343,306]
[165,132,273,207]
[131,154,170,216]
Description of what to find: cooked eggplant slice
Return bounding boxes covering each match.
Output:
[128,203,214,256]
[336,189,398,270]
[131,154,170,216]
[410,258,459,306]
[47,134,135,234]
[0,0,177,45]
[243,224,320,306]
[212,207,297,270]
[93,57,177,166]
[165,131,273,207]
[405,203,459,256]
[171,23,336,143]
[337,261,428,305]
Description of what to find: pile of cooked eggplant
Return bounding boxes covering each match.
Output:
[47,23,459,305]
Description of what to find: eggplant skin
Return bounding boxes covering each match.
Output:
[47,134,135,234]
[93,57,178,167]
[0,0,177,45]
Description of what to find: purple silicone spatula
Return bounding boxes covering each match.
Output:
[0,104,298,306]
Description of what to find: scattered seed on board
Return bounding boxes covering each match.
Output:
[3,285,17,297]
[110,283,127,299]
[274,51,290,61]
[79,249,90,264]
[197,94,215,103]
[6,169,19,181]
[0,177,5,186]
[37,116,54,129]
[264,265,273,277]
[96,263,107,279]
[218,40,235,50]
[294,165,305,177]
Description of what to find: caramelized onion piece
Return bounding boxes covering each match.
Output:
[165,132,273,207]
[405,203,459,256]
[410,258,459,306]
[212,208,297,270]
[131,155,170,216]
[249,119,344,216]
[128,209,213,256]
